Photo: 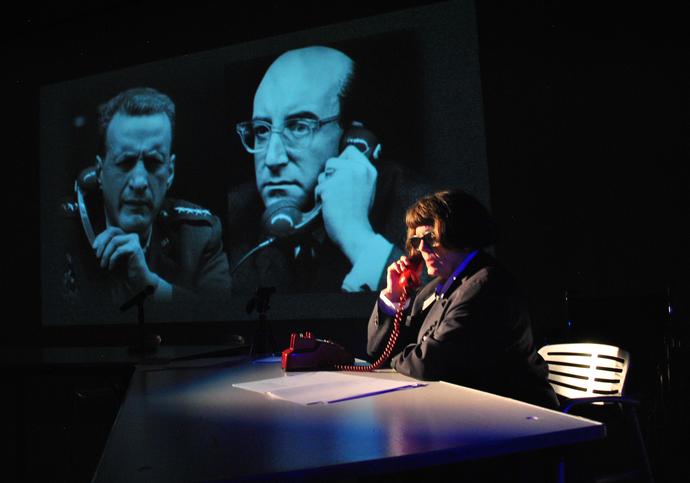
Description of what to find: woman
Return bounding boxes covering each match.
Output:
[367,189,558,409]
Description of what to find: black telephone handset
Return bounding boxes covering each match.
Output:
[260,124,381,239]
[75,166,100,246]
[75,165,142,281]
[281,254,423,372]
[74,165,128,280]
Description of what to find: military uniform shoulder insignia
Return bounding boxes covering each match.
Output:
[173,206,212,217]
[160,199,214,224]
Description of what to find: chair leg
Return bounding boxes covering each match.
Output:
[626,407,654,483]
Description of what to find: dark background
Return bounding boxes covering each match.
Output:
[3,1,687,482]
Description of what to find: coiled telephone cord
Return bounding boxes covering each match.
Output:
[334,289,408,372]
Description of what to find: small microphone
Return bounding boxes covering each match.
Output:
[120,285,155,312]
[261,198,304,238]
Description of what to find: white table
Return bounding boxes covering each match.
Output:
[93,356,605,482]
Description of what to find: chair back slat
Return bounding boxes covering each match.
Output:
[537,343,630,400]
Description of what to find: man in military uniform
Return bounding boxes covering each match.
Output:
[59,87,231,323]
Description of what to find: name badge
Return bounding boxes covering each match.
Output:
[422,293,438,311]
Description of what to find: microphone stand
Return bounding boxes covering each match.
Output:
[121,286,160,353]
[246,286,277,357]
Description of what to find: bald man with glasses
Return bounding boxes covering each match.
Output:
[227,46,431,295]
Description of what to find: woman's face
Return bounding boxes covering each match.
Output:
[411,225,467,281]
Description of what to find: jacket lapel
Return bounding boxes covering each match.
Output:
[412,251,492,342]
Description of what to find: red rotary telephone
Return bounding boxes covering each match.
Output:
[281,255,422,371]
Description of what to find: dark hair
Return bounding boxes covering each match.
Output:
[405,190,498,254]
[97,87,175,154]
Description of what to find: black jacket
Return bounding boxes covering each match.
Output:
[368,251,559,409]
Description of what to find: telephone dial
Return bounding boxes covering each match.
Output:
[281,254,423,372]
[232,124,381,274]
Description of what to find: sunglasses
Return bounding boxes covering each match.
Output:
[409,232,439,250]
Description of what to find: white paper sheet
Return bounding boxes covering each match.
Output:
[233,371,426,405]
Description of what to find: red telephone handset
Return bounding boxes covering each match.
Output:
[400,254,423,292]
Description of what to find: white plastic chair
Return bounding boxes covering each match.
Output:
[538,343,654,483]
